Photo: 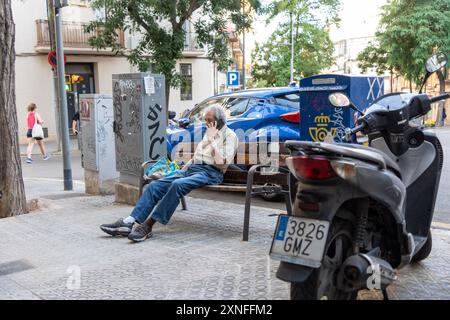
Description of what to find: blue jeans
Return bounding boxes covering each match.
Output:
[131,164,224,225]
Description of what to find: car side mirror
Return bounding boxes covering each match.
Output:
[178,118,190,128]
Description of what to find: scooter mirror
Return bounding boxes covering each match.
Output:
[425,53,448,73]
[329,93,351,107]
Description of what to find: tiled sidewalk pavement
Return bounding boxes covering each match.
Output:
[1,183,450,299]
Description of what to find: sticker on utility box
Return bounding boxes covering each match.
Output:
[144,76,155,95]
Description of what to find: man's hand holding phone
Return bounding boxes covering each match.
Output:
[206,121,219,143]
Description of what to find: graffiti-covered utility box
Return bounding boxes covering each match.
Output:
[299,74,384,143]
[79,94,118,195]
[112,73,167,189]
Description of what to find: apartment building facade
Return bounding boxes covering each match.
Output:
[13,0,246,143]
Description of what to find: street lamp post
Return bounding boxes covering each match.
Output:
[54,0,73,190]
[46,0,62,152]
[242,2,246,90]
[290,12,294,83]
[242,31,246,90]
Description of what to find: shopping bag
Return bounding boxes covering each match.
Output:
[32,124,44,139]
[144,157,180,180]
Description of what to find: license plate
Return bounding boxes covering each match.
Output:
[270,215,330,268]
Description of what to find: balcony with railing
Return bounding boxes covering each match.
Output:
[230,39,243,56]
[182,31,205,57]
[35,19,125,54]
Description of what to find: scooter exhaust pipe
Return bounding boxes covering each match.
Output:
[337,253,397,292]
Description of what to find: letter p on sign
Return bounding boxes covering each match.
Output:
[227,71,240,87]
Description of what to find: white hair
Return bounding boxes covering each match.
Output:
[205,104,227,124]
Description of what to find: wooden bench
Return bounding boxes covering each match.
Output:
[139,142,293,241]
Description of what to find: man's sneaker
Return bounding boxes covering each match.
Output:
[100,218,134,237]
[43,155,50,161]
[128,224,153,242]
[26,157,33,164]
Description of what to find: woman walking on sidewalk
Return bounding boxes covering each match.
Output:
[26,103,50,164]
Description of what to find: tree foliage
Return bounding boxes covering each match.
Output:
[86,0,261,99]
[357,43,391,75]
[358,0,450,86]
[250,0,340,87]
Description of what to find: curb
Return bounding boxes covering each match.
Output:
[431,221,450,231]
[23,177,85,185]
[20,150,80,157]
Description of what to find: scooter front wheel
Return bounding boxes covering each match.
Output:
[290,215,357,300]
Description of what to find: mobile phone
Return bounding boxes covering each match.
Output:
[215,117,225,130]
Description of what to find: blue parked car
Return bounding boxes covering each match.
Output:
[166,87,301,155]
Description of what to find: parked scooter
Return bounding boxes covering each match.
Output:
[270,53,449,300]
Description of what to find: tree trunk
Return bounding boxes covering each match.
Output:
[390,69,393,93]
[0,0,27,218]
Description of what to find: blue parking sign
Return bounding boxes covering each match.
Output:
[227,71,240,87]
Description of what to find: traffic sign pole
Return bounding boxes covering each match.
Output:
[55,6,73,191]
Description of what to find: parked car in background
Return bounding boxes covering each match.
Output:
[166,87,301,155]
[166,87,301,202]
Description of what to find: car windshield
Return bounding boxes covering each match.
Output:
[189,98,226,123]
[188,96,254,123]
[273,93,300,109]
[223,97,250,117]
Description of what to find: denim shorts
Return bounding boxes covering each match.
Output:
[26,129,42,140]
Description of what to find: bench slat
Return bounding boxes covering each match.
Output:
[201,184,247,192]
[223,170,288,185]
[173,142,289,166]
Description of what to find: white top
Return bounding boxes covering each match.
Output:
[192,126,239,173]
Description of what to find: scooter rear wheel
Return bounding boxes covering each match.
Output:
[411,230,432,263]
[290,215,358,300]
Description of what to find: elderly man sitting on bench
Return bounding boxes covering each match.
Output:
[100,105,239,242]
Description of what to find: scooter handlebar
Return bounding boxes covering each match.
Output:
[430,93,450,104]
[351,122,367,135]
